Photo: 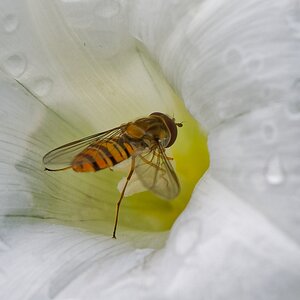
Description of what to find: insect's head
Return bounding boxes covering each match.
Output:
[150,112,183,147]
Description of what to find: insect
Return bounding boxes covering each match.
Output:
[43,112,183,238]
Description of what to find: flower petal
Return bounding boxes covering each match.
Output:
[130,0,300,243]
[1,0,300,299]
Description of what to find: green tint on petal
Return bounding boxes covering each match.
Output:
[1,0,209,240]
[26,48,209,238]
[126,99,209,232]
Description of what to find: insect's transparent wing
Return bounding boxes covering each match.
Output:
[134,142,180,199]
[43,126,125,170]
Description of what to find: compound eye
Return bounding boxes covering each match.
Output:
[150,112,178,148]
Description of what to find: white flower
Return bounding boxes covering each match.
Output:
[1,1,300,300]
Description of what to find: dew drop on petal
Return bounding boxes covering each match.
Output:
[31,77,53,97]
[2,54,27,77]
[95,0,121,18]
[265,155,285,185]
[3,14,19,33]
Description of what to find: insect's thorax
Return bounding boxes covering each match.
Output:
[125,117,170,148]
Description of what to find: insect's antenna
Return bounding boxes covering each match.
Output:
[44,166,72,172]
[176,120,184,127]
[171,112,183,128]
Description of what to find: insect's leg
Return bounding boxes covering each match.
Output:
[112,156,135,239]
[152,150,173,160]
[44,166,72,172]
[140,153,163,171]
[165,156,173,161]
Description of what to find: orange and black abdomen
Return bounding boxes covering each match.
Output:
[72,138,135,172]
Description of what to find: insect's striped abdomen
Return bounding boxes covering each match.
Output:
[71,139,136,172]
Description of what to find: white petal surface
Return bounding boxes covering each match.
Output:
[130,0,300,241]
[1,1,300,300]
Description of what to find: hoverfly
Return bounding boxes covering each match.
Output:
[43,112,183,238]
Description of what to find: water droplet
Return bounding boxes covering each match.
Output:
[31,77,53,97]
[95,0,120,18]
[2,54,27,77]
[3,14,19,33]
[224,48,242,66]
[265,155,285,185]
